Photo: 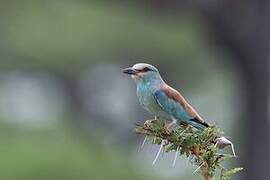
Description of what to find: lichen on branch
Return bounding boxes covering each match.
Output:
[134,119,243,180]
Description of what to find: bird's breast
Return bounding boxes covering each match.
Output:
[136,84,164,116]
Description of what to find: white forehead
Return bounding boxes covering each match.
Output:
[132,63,155,70]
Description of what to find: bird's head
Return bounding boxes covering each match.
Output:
[122,63,162,83]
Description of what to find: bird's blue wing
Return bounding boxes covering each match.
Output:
[153,90,191,121]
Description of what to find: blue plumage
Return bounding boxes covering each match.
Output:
[154,90,191,121]
[123,63,208,130]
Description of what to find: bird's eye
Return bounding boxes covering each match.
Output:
[142,67,152,72]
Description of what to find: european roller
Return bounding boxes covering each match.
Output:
[123,63,210,165]
[123,63,209,130]
[123,63,236,165]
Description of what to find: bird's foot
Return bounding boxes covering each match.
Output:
[163,120,177,134]
[144,117,158,128]
[140,117,159,151]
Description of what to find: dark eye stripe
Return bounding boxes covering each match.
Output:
[135,67,154,72]
[143,67,150,71]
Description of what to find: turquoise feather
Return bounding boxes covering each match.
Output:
[123,63,208,130]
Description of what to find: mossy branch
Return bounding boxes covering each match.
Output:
[134,119,243,180]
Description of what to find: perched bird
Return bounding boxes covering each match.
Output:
[122,63,209,130]
[123,63,235,165]
[123,63,210,165]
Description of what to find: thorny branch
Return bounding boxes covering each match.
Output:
[134,119,243,180]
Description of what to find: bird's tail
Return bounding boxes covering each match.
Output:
[189,118,209,130]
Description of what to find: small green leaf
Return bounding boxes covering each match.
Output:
[223,167,243,177]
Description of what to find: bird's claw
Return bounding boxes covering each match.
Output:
[144,119,158,128]
[163,122,174,135]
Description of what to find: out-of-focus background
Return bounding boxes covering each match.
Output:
[0,1,269,180]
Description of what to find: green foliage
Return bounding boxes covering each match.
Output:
[135,120,243,180]
[218,168,244,180]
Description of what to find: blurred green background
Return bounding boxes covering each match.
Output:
[1,0,266,180]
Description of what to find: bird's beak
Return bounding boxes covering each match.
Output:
[122,67,137,75]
